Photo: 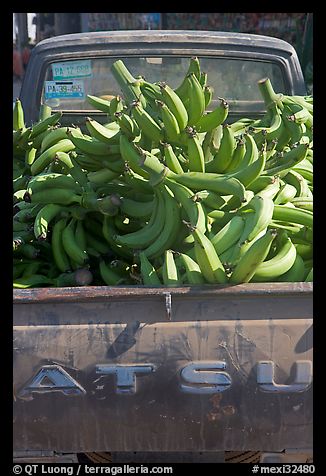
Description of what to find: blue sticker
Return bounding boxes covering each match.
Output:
[44,80,85,100]
[51,60,92,80]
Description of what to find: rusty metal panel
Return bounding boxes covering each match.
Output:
[13,284,313,453]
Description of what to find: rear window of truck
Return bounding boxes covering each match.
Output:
[41,55,286,112]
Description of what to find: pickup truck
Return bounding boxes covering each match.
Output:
[14,30,313,465]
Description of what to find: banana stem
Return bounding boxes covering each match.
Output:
[257,78,278,108]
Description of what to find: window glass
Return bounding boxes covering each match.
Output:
[42,56,285,111]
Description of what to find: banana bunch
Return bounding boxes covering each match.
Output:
[13,58,313,288]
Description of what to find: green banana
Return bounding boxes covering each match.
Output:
[272,204,313,228]
[87,94,111,113]
[252,234,297,281]
[142,185,181,260]
[85,117,120,144]
[13,98,25,131]
[28,188,82,206]
[192,227,227,284]
[29,111,63,139]
[114,111,140,139]
[131,101,164,143]
[171,172,246,203]
[205,125,235,173]
[277,253,306,282]
[179,252,204,284]
[108,95,125,117]
[99,259,125,285]
[159,82,188,131]
[13,274,54,289]
[225,136,246,173]
[229,229,277,283]
[40,126,83,152]
[196,98,229,133]
[186,129,205,173]
[33,204,65,240]
[157,100,181,143]
[120,197,154,219]
[210,215,245,255]
[163,142,184,174]
[67,131,118,157]
[184,73,206,126]
[114,190,165,249]
[162,249,181,285]
[30,139,75,175]
[51,218,71,272]
[203,86,214,109]
[139,252,161,285]
[62,218,89,267]
[274,182,297,204]
[163,178,206,234]
[27,173,82,195]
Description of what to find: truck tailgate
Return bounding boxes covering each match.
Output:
[13,283,313,453]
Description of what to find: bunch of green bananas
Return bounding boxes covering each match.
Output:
[13,57,313,288]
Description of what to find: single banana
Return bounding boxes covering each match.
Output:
[120,197,154,219]
[142,185,181,260]
[40,126,83,152]
[256,177,281,200]
[85,117,120,144]
[131,101,164,143]
[108,95,125,117]
[162,249,181,285]
[115,190,165,249]
[157,100,181,143]
[13,98,25,131]
[62,218,89,267]
[205,125,235,173]
[159,82,188,131]
[67,131,118,157]
[210,215,245,255]
[87,94,111,113]
[229,229,277,283]
[33,203,65,240]
[225,136,246,173]
[276,253,306,282]
[171,172,246,203]
[51,218,71,272]
[290,197,313,212]
[252,234,297,281]
[195,98,229,133]
[192,227,227,284]
[29,188,82,206]
[139,252,161,285]
[27,173,82,195]
[163,178,206,234]
[186,129,205,173]
[162,142,184,174]
[273,204,313,228]
[114,111,140,139]
[274,183,298,204]
[179,252,205,284]
[99,259,125,285]
[184,73,206,126]
[29,111,63,140]
[203,86,214,109]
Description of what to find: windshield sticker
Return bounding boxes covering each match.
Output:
[44,80,85,100]
[51,60,92,80]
